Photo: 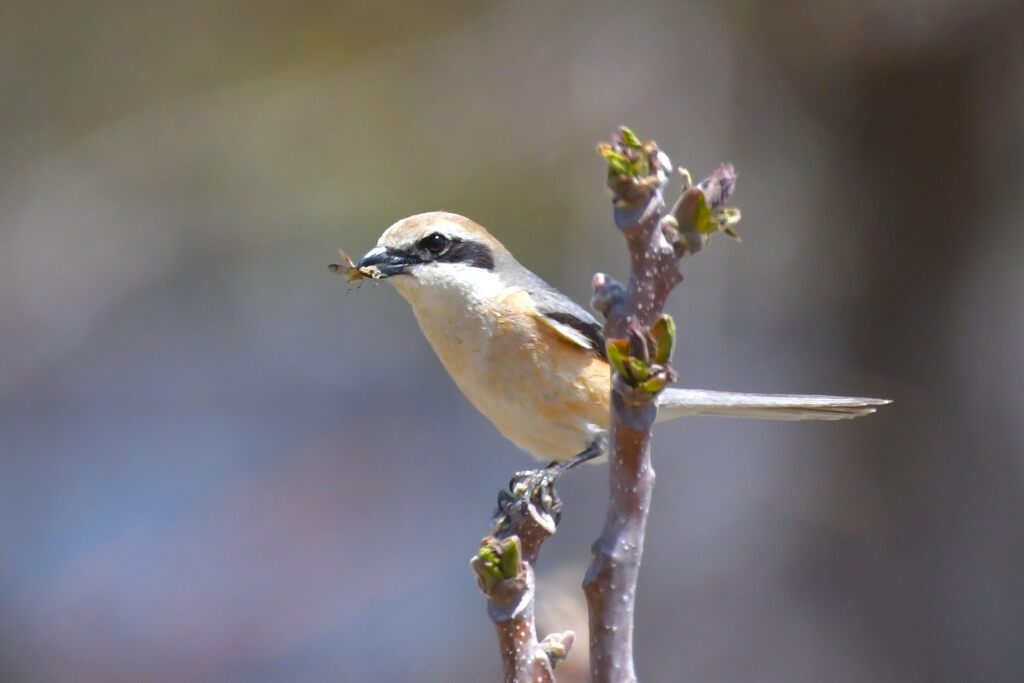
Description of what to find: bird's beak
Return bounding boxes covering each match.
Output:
[356,245,415,279]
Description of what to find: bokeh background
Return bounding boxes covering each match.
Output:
[3,1,1022,681]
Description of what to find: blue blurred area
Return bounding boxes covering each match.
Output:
[2,1,1023,681]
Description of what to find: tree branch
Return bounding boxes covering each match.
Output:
[473,471,575,682]
[584,128,738,682]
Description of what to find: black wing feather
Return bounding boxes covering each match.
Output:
[536,308,607,360]
[510,264,608,360]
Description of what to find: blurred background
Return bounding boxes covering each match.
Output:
[2,1,1022,681]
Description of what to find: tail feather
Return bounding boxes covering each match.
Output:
[656,388,890,422]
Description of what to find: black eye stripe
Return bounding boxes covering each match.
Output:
[434,239,495,270]
[382,237,495,271]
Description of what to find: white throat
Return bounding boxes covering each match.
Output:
[390,263,508,361]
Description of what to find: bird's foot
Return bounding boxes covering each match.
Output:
[490,440,605,538]
[546,438,607,475]
[492,468,562,537]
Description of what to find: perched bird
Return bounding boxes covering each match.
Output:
[354,212,888,464]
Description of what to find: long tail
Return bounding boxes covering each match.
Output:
[656,388,890,422]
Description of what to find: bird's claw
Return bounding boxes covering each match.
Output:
[492,468,563,536]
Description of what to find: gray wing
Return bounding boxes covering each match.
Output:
[514,268,607,360]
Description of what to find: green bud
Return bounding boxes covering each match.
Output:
[691,190,715,234]
[497,536,521,580]
[606,338,630,377]
[651,314,676,365]
[639,376,668,394]
[597,145,633,177]
[625,357,650,383]
[619,126,643,150]
[471,536,523,594]
[711,207,742,241]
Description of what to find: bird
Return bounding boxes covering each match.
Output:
[353,211,889,466]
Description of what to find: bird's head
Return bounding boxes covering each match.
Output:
[357,212,509,299]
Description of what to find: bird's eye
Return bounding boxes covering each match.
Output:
[418,232,449,254]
